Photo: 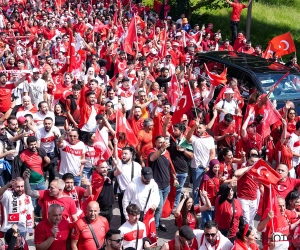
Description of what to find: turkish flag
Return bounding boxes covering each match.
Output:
[268,32,296,57]
[8,213,20,222]
[67,29,76,73]
[94,128,112,161]
[167,74,180,112]
[233,115,242,136]
[171,84,194,125]
[158,29,167,59]
[124,17,137,56]
[116,110,138,147]
[135,15,146,30]
[184,31,201,43]
[262,43,275,59]
[204,63,227,87]
[246,159,280,186]
[261,99,282,139]
[117,20,125,39]
[143,210,157,245]
[94,19,109,33]
[124,229,145,241]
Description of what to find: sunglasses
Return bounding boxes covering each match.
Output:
[109,238,123,243]
[204,233,217,237]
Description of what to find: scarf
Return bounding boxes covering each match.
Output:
[98,67,107,85]
[200,159,220,187]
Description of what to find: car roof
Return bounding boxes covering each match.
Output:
[195,51,299,75]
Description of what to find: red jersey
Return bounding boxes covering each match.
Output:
[230,2,247,21]
[0,83,14,112]
[175,206,201,229]
[242,133,263,154]
[167,238,198,250]
[200,178,220,206]
[215,196,243,239]
[38,190,77,221]
[214,121,235,149]
[128,117,144,136]
[274,177,300,198]
[237,170,259,200]
[71,216,109,250]
[63,186,86,213]
[34,219,70,250]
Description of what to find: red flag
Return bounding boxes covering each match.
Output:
[171,84,194,125]
[262,43,275,59]
[94,19,109,33]
[67,29,76,73]
[116,110,138,147]
[143,210,157,245]
[167,74,179,112]
[246,159,280,186]
[123,17,137,56]
[268,32,296,57]
[94,129,112,161]
[113,11,117,25]
[184,31,201,43]
[204,63,227,87]
[158,28,167,59]
[261,99,282,139]
[135,15,146,30]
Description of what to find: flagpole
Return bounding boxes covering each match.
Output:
[269,184,275,233]
[115,109,118,139]
[187,80,198,118]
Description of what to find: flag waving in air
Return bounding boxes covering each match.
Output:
[204,63,227,86]
[167,74,180,112]
[268,32,296,57]
[171,84,194,125]
[94,128,112,161]
[67,29,76,73]
[123,17,137,56]
[116,110,138,147]
[246,159,281,186]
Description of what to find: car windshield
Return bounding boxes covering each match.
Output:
[258,72,300,101]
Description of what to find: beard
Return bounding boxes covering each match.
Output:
[121,159,130,164]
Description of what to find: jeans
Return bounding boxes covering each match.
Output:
[155,185,170,227]
[30,181,46,216]
[230,20,240,44]
[174,173,188,208]
[201,210,215,229]
[82,167,93,179]
[191,167,205,204]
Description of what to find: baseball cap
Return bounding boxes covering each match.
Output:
[224,88,234,94]
[172,41,179,47]
[141,167,153,180]
[179,225,196,240]
[175,32,182,37]
[17,116,27,125]
[32,68,39,73]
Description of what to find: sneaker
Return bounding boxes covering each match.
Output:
[158,224,168,232]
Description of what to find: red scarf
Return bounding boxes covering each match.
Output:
[199,232,221,250]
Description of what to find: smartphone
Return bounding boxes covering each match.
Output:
[118,95,121,100]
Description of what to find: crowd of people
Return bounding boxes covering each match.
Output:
[0,0,299,250]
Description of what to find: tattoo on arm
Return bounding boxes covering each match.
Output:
[24,179,40,198]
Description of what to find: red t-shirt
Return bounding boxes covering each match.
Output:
[230,2,247,21]
[176,206,201,229]
[128,117,144,136]
[214,121,235,149]
[242,133,263,154]
[34,218,70,250]
[274,177,300,198]
[237,170,259,200]
[71,216,109,250]
[214,196,243,238]
[66,98,81,124]
[38,190,77,221]
[200,178,220,206]
[63,186,86,211]
[0,83,14,112]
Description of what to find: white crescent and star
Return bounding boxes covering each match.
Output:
[279,40,289,50]
[177,95,187,110]
[277,184,286,191]
[257,166,268,177]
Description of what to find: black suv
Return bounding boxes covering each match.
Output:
[194,51,300,111]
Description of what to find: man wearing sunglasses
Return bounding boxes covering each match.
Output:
[100,229,123,250]
[173,220,233,250]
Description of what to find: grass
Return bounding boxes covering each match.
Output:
[143,0,300,57]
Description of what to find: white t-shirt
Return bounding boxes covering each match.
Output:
[84,145,96,168]
[289,133,300,166]
[116,161,141,192]
[193,229,233,250]
[106,97,119,110]
[191,135,215,168]
[122,177,160,219]
[59,140,86,176]
[216,99,238,121]
[117,85,136,111]
[36,126,61,153]
[81,105,97,132]
[0,190,34,233]
[5,131,20,161]
[11,81,25,106]
[34,111,55,126]
[24,78,47,106]
[119,221,147,250]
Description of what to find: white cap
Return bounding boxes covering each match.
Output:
[175,32,182,37]
[32,68,39,73]
[224,88,234,94]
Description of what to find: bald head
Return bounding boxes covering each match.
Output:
[87,201,100,221]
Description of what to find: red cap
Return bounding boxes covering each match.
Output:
[17,116,27,125]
